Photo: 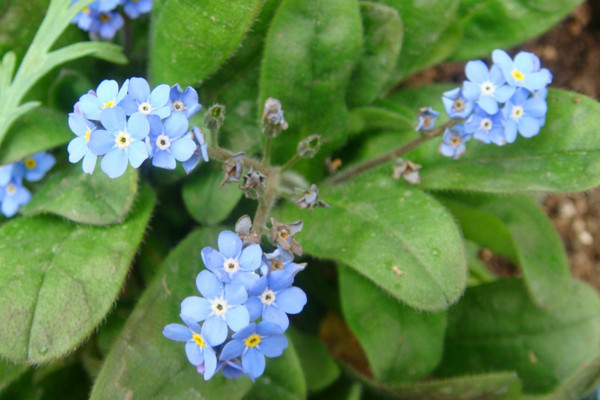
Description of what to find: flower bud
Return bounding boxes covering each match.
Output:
[205,104,226,132]
[261,98,288,138]
[297,135,321,159]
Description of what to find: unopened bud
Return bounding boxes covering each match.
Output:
[220,152,244,187]
[415,107,439,133]
[297,135,321,158]
[205,104,226,132]
[261,97,288,138]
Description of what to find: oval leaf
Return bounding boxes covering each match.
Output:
[21,166,138,225]
[150,0,264,86]
[276,170,467,311]
[259,0,363,177]
[0,186,154,363]
[339,266,446,384]
[90,227,253,400]
[436,278,600,393]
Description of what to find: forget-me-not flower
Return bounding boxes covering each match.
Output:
[68,113,99,174]
[415,107,439,132]
[462,61,515,114]
[0,178,31,217]
[465,107,507,146]
[440,124,471,159]
[492,50,552,92]
[18,152,55,182]
[442,88,475,119]
[147,114,196,170]
[169,84,202,119]
[182,126,209,174]
[502,88,548,141]
[120,77,171,119]
[78,79,129,121]
[122,0,153,18]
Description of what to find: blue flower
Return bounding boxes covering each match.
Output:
[169,84,202,119]
[88,107,150,178]
[89,11,124,40]
[261,246,306,280]
[182,126,209,174]
[201,231,263,288]
[68,113,98,174]
[216,359,245,379]
[502,89,548,141]
[122,0,153,18]
[440,124,471,159]
[78,79,129,121]
[180,270,250,346]
[492,49,552,92]
[462,61,515,114]
[19,152,55,182]
[93,0,121,12]
[245,271,307,330]
[71,3,98,31]
[219,322,288,380]
[464,106,507,146]
[0,178,31,217]
[0,164,17,186]
[147,114,196,170]
[442,88,475,119]
[120,77,171,119]
[415,107,439,132]
[162,315,218,381]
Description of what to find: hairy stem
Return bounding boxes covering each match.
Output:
[280,154,300,173]
[262,137,272,165]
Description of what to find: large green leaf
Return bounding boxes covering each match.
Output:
[436,278,600,393]
[368,87,600,193]
[259,0,363,176]
[287,328,340,392]
[90,227,253,400]
[0,107,70,165]
[150,0,264,86]
[346,2,403,107]
[374,0,460,82]
[339,266,446,384]
[438,194,571,309]
[450,0,583,61]
[22,166,138,225]
[276,170,467,311]
[182,168,243,225]
[242,339,307,400]
[0,186,154,364]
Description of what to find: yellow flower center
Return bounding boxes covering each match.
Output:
[173,101,185,111]
[115,132,132,149]
[102,100,115,109]
[6,183,16,195]
[85,128,92,143]
[245,334,261,348]
[511,69,525,82]
[82,7,90,13]
[24,158,36,170]
[192,333,206,348]
[100,13,111,22]
[278,230,290,241]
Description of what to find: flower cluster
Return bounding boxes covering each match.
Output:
[71,0,152,40]
[0,152,55,217]
[68,78,207,178]
[163,228,307,381]
[439,49,552,159]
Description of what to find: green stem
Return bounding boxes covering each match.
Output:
[280,154,300,173]
[262,137,272,165]
[207,146,271,176]
[327,120,460,184]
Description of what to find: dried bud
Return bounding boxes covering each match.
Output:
[261,97,288,138]
[205,104,226,132]
[297,135,321,158]
[326,157,342,174]
[220,152,245,187]
[270,218,303,256]
[415,107,439,133]
[235,215,260,244]
[296,184,330,210]
[392,159,421,185]
[239,166,267,199]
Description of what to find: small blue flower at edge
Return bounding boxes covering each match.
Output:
[182,126,209,174]
[219,321,288,380]
[439,124,471,159]
[18,152,55,182]
[180,270,250,347]
[502,88,548,142]
[415,107,439,133]
[0,177,31,218]
[88,107,150,179]
[162,315,218,381]
[170,84,202,119]
[442,87,475,119]
[68,113,98,174]
[122,0,153,18]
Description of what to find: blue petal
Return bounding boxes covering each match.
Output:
[185,341,204,366]
[127,112,150,140]
[525,98,548,118]
[181,296,211,321]
[196,270,223,299]
[150,84,171,108]
[88,130,115,155]
[78,94,102,120]
[218,231,243,259]
[164,113,189,139]
[225,305,250,332]
[477,96,498,115]
[525,71,552,91]
[504,120,518,143]
[153,105,172,119]
[231,271,260,290]
[260,335,288,358]
[275,287,307,314]
[129,77,150,103]
[514,52,534,73]
[151,150,176,170]
[68,113,89,136]
[100,107,126,132]
[101,148,128,178]
[462,81,480,101]
[202,347,218,381]
[224,282,248,305]
[170,137,196,162]
[248,275,268,297]
[465,60,488,83]
[239,244,262,271]
[257,321,285,337]
[1,196,18,217]
[243,348,266,379]
[491,49,512,70]
[96,80,118,103]
[219,339,245,361]
[82,151,97,174]
[163,323,192,342]
[232,323,256,340]
[203,316,228,346]
[119,95,138,116]
[263,305,289,330]
[128,141,149,168]
[201,247,226,277]
[68,137,87,163]
[518,116,542,138]
[494,85,515,103]
[245,297,263,321]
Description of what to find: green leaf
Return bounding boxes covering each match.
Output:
[374,0,460,82]
[464,240,495,286]
[450,0,583,61]
[0,186,154,364]
[182,168,243,225]
[287,328,340,392]
[47,41,127,67]
[348,106,414,137]
[0,107,70,164]
[21,166,138,225]
[0,361,27,393]
[259,0,363,177]
[346,2,403,107]
[276,170,467,311]
[438,194,571,309]
[0,0,49,61]
[436,278,600,393]
[242,338,307,400]
[339,266,446,384]
[90,227,253,400]
[373,87,600,193]
[150,0,264,86]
